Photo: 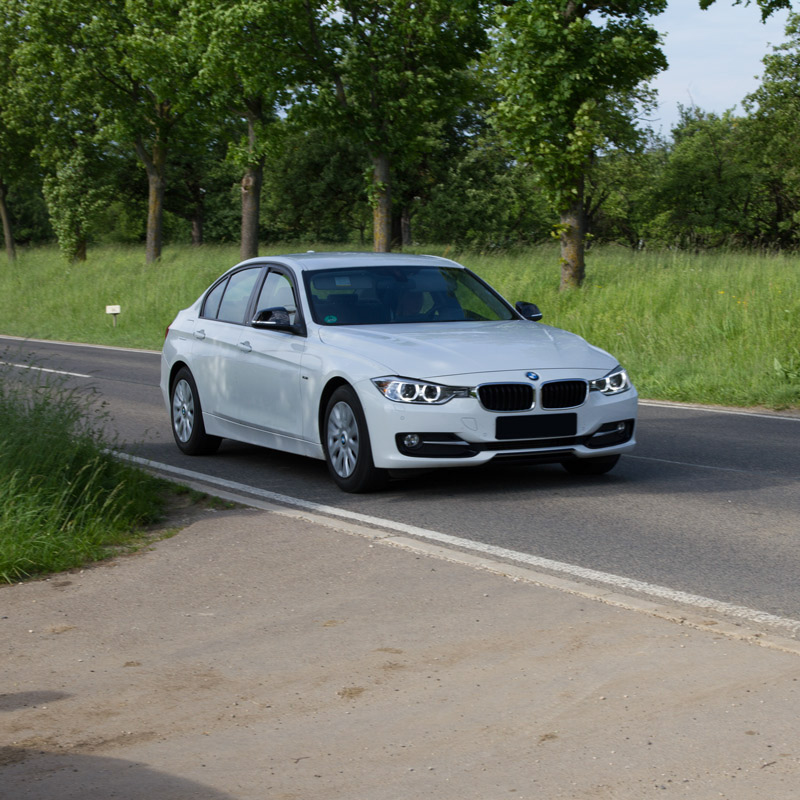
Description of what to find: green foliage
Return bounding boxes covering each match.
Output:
[42,148,112,261]
[413,138,555,248]
[262,124,370,242]
[490,0,667,287]
[649,108,758,247]
[7,0,213,261]
[774,356,800,383]
[699,0,792,23]
[742,13,800,247]
[0,361,165,582]
[587,138,668,246]
[2,0,800,259]
[314,1,489,157]
[492,0,667,213]
[301,1,490,247]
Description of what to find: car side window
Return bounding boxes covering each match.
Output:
[202,279,227,320]
[256,271,298,325]
[215,268,261,324]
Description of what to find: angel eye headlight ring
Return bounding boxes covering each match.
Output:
[589,367,631,396]
[372,377,469,405]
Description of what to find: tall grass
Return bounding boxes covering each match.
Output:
[1,243,798,408]
[0,360,166,582]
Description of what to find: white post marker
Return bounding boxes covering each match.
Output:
[106,305,121,327]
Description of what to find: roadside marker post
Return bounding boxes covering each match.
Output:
[106,305,121,328]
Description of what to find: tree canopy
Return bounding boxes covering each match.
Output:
[492,0,667,287]
[0,0,798,282]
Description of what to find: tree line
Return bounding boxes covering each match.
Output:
[0,0,793,288]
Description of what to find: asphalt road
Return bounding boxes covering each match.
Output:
[3,334,799,625]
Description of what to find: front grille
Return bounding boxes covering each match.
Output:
[477,383,534,412]
[541,380,587,409]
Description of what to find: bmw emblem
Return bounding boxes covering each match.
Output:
[526,372,539,381]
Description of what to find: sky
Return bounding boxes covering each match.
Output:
[646,0,794,135]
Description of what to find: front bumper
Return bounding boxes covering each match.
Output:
[357,374,638,470]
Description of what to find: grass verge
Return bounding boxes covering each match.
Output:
[0,359,168,583]
[0,243,798,408]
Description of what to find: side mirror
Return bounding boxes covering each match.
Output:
[252,307,296,332]
[515,301,543,322]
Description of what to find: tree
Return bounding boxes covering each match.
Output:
[262,121,370,242]
[585,136,669,247]
[189,0,311,259]
[10,0,208,263]
[297,1,489,252]
[648,108,757,247]
[743,13,800,246]
[492,0,667,288]
[0,122,27,261]
[0,2,31,261]
[413,132,554,248]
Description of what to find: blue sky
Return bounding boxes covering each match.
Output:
[646,0,794,134]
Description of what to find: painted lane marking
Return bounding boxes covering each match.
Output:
[639,399,800,422]
[625,454,765,475]
[121,453,800,637]
[0,360,91,379]
[0,334,160,355]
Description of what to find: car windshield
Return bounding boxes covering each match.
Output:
[304,266,516,326]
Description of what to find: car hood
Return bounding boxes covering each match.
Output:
[316,321,618,380]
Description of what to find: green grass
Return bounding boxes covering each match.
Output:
[1,242,799,408]
[0,361,168,583]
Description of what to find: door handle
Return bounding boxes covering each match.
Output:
[238,340,252,353]
[193,329,206,340]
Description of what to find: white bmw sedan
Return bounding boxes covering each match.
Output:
[161,252,637,492]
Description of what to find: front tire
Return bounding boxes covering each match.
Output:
[170,367,222,456]
[561,454,620,476]
[323,386,386,493]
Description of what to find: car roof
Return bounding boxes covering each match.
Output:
[234,251,465,273]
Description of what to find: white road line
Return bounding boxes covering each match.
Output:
[639,399,800,422]
[0,360,91,379]
[121,453,800,637]
[625,454,759,474]
[0,334,160,355]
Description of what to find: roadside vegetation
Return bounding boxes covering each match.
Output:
[0,243,799,410]
[0,359,167,583]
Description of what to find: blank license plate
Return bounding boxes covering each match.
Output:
[496,413,577,440]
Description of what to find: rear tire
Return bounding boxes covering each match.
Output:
[170,367,222,455]
[323,386,387,493]
[561,454,620,476]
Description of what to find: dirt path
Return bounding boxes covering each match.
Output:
[3,507,800,799]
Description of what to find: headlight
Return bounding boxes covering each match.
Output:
[372,377,470,405]
[589,366,631,396]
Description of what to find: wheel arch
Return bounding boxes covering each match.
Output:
[168,360,191,393]
[317,376,352,448]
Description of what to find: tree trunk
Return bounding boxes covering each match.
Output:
[191,212,203,247]
[240,112,265,261]
[73,236,87,263]
[240,162,263,260]
[559,179,586,290]
[371,152,391,253]
[0,178,17,262]
[401,207,412,247]
[135,137,167,264]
